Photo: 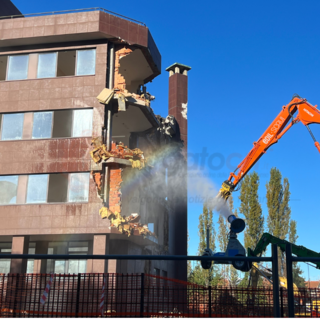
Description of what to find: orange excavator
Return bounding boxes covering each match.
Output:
[218,94,320,200]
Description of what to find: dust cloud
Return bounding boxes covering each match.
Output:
[188,170,232,219]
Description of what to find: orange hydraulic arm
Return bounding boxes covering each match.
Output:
[219,95,320,200]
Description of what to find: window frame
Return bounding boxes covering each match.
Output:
[0,112,25,141]
[25,174,50,204]
[71,108,93,138]
[6,54,29,81]
[67,172,90,203]
[76,49,96,76]
[36,52,58,79]
[31,111,54,140]
[0,48,97,82]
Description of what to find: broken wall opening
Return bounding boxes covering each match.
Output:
[114,47,153,93]
[112,105,153,147]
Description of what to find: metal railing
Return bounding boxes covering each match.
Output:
[0,243,320,317]
[0,7,146,26]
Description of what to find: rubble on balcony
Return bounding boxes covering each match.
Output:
[90,138,146,170]
[99,207,154,238]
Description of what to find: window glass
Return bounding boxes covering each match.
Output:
[32,112,53,139]
[1,113,24,140]
[68,173,89,202]
[37,52,57,78]
[68,259,86,273]
[7,55,29,80]
[72,109,93,137]
[76,49,96,76]
[0,175,18,204]
[26,246,35,274]
[26,174,48,204]
[0,243,11,273]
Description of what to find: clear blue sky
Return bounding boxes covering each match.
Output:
[14,0,320,280]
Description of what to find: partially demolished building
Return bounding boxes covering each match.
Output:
[0,2,189,280]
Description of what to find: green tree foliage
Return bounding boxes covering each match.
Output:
[266,168,291,239]
[239,172,264,250]
[238,172,264,287]
[266,168,291,276]
[188,204,222,286]
[289,220,306,288]
[198,205,215,254]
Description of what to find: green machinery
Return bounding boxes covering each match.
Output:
[248,232,320,270]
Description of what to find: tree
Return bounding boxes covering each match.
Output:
[266,168,291,239]
[266,168,291,275]
[238,172,264,286]
[289,220,306,288]
[239,172,264,250]
[188,204,222,286]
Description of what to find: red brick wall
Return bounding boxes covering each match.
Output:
[168,73,188,153]
[109,167,122,213]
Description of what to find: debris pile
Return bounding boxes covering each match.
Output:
[99,207,154,237]
[90,138,146,170]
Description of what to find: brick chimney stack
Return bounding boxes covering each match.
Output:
[166,63,191,155]
[166,63,190,281]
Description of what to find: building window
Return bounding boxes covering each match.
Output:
[47,241,88,274]
[68,173,90,202]
[57,50,76,77]
[37,52,57,79]
[0,175,18,204]
[0,243,11,273]
[47,173,68,203]
[76,49,96,76]
[0,49,96,82]
[26,174,49,204]
[0,56,8,81]
[1,113,24,140]
[0,109,92,141]
[32,112,53,139]
[26,243,36,274]
[72,109,93,137]
[7,55,29,81]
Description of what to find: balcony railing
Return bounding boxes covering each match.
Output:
[0,7,146,26]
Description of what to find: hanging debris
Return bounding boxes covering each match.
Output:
[99,207,154,238]
[90,139,146,170]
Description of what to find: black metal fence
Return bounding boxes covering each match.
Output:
[0,243,320,317]
[0,273,320,318]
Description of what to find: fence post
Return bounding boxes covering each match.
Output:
[286,243,295,317]
[75,273,81,318]
[280,287,284,317]
[13,273,19,318]
[272,244,280,317]
[208,286,212,317]
[140,273,145,317]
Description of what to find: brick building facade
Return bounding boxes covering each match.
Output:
[0,1,189,280]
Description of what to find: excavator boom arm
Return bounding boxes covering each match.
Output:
[219,96,320,199]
